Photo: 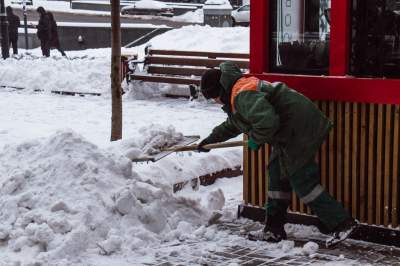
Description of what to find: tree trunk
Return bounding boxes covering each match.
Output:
[110,0,122,141]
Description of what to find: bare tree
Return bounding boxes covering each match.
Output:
[110,0,122,141]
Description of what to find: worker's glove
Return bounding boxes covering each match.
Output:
[247,138,260,151]
[197,138,212,153]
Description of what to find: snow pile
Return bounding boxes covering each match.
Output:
[302,241,319,256]
[111,124,184,160]
[0,25,248,97]
[133,0,169,9]
[0,130,215,265]
[136,124,183,155]
[146,25,248,53]
[204,0,232,9]
[207,188,225,211]
[173,8,203,23]
[285,223,322,239]
[134,147,242,185]
[0,54,109,94]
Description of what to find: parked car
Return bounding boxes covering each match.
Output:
[231,4,249,26]
[121,0,174,17]
[10,0,33,5]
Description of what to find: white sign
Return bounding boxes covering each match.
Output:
[278,0,304,42]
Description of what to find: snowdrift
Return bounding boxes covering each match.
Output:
[0,25,249,97]
[0,130,220,265]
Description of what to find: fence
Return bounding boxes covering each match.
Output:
[243,101,399,229]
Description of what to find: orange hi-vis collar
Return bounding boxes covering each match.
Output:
[230,76,260,112]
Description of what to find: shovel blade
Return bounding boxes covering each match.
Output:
[131,135,200,163]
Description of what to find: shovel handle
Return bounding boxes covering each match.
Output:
[165,140,244,152]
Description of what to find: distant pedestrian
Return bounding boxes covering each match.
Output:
[48,12,66,57]
[6,6,20,55]
[36,6,51,57]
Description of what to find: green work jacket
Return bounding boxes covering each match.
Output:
[206,62,332,177]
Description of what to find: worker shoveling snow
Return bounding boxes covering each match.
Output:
[0,130,226,265]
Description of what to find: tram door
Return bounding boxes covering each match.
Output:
[351,0,400,78]
[270,0,331,75]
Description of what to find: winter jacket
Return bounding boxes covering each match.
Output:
[6,12,20,41]
[205,62,332,177]
[48,12,61,48]
[37,13,51,41]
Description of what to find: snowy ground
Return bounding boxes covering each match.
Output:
[0,26,398,265]
[0,25,248,94]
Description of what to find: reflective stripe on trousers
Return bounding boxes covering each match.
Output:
[268,191,291,200]
[300,184,324,204]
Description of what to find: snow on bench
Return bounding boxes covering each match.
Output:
[126,48,249,99]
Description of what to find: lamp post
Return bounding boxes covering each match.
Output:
[23,0,29,50]
[0,0,9,59]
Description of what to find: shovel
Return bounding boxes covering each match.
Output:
[163,140,244,152]
[131,136,244,163]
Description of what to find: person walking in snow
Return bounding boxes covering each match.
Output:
[6,6,20,55]
[48,12,66,57]
[197,61,358,247]
[36,6,51,57]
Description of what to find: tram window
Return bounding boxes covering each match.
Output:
[350,0,400,78]
[270,0,331,75]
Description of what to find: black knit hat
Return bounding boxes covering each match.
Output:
[201,69,222,99]
[36,6,46,15]
[6,6,12,15]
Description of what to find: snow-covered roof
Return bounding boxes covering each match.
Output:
[26,21,169,28]
[126,0,169,10]
[203,0,232,10]
[71,0,134,5]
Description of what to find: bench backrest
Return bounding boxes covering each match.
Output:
[144,49,250,78]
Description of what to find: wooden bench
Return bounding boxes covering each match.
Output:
[126,48,250,98]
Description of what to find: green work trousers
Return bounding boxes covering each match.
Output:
[265,157,350,232]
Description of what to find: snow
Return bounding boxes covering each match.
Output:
[146,25,248,53]
[0,25,379,265]
[0,25,248,95]
[0,53,109,94]
[115,124,185,158]
[302,241,319,256]
[6,0,111,16]
[204,0,232,10]
[27,21,169,28]
[126,0,169,10]
[173,8,203,23]
[0,127,240,264]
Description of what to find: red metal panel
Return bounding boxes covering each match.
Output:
[252,74,400,105]
[329,0,351,76]
[248,1,400,104]
[250,0,268,73]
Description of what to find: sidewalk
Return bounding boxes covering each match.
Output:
[151,220,400,266]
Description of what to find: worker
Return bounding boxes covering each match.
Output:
[197,61,358,247]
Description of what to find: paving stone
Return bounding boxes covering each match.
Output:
[156,221,400,265]
[241,258,268,265]
[214,251,241,259]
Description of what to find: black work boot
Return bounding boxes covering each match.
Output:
[248,225,287,242]
[248,214,287,242]
[326,218,359,248]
